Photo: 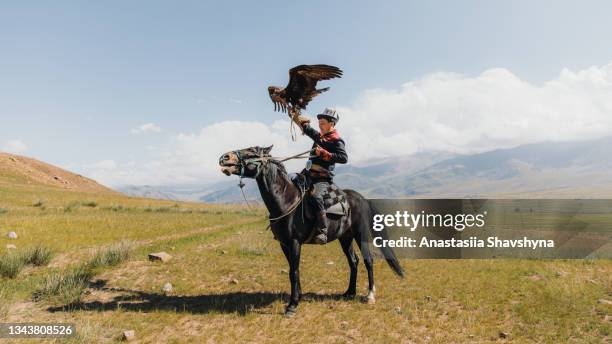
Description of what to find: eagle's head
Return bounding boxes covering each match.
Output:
[268,86,282,97]
[268,86,287,112]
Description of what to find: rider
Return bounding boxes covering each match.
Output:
[294,108,348,244]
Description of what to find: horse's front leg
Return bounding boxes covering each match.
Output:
[284,238,302,317]
[280,242,302,300]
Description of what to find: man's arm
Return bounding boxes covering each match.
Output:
[316,139,348,164]
[329,139,348,164]
[292,112,321,143]
[302,124,321,143]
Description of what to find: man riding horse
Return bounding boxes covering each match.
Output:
[219,110,404,316]
[293,107,348,244]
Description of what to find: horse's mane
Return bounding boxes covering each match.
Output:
[264,158,288,180]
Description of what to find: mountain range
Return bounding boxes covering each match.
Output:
[119,135,612,202]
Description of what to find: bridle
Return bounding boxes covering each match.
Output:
[231,148,312,222]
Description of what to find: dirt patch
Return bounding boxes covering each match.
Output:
[48,218,260,269]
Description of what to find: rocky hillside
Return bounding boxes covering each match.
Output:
[0,152,117,194]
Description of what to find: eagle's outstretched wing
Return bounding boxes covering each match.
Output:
[286,64,343,109]
[290,64,343,82]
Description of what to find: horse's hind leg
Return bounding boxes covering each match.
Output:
[354,222,376,304]
[339,235,358,299]
[359,242,376,304]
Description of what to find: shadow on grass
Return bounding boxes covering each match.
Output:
[46,279,349,316]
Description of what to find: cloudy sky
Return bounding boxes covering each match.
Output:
[2,1,612,187]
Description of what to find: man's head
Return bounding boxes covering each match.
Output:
[316,108,339,134]
[318,117,334,134]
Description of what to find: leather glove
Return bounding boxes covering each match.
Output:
[315,145,332,161]
[298,115,310,125]
[294,115,311,128]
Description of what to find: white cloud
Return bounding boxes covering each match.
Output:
[338,64,612,161]
[83,120,311,187]
[2,140,28,154]
[131,123,162,134]
[83,62,612,187]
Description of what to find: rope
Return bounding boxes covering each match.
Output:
[265,182,306,231]
[238,176,253,210]
[268,186,305,222]
[290,120,297,142]
[288,107,304,142]
[235,149,311,214]
[275,149,312,162]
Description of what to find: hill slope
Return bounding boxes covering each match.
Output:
[0,152,117,194]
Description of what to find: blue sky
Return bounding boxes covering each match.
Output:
[2,1,612,186]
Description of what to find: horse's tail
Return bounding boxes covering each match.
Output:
[367,200,404,278]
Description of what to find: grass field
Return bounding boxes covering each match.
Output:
[1,178,611,343]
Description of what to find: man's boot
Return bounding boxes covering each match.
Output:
[313,209,328,244]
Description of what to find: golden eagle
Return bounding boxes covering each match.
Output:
[268,64,343,113]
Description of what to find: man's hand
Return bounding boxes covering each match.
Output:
[315,145,332,161]
[296,115,310,127]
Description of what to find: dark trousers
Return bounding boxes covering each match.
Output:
[306,172,331,212]
[309,181,329,211]
[292,170,331,213]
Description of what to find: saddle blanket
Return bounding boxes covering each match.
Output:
[320,183,349,216]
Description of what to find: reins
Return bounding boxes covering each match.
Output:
[235,149,312,215]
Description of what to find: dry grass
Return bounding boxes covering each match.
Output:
[0,245,53,278]
[87,241,133,269]
[34,265,95,305]
[0,177,610,343]
[0,252,26,278]
[21,245,54,266]
[34,241,134,305]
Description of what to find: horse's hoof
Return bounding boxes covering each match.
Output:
[367,296,376,304]
[284,306,297,318]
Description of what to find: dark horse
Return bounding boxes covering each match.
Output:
[219,145,403,317]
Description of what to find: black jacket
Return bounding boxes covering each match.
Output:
[302,125,348,178]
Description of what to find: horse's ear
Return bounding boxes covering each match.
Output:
[263,145,273,154]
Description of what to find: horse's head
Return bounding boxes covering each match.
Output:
[219,145,274,178]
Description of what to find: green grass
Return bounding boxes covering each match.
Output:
[21,245,54,266]
[0,245,53,278]
[34,242,133,305]
[0,176,610,343]
[34,265,95,305]
[0,252,26,278]
[87,241,132,269]
[0,286,9,318]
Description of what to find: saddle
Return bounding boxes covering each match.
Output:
[320,183,349,216]
[291,173,349,217]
